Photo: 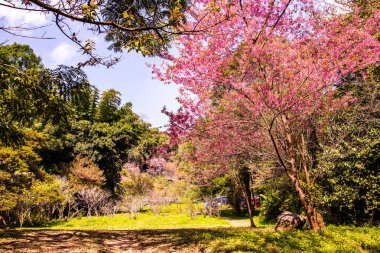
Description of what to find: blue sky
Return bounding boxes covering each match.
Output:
[0,3,180,128]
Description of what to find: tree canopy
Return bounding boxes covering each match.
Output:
[0,0,230,66]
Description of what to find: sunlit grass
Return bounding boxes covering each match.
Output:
[198,226,380,253]
[22,204,234,230]
[18,204,278,230]
[15,205,380,253]
[6,224,380,252]
[39,212,230,230]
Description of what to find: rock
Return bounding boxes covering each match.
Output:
[275,211,306,231]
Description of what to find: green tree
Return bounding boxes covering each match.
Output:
[128,129,167,171]
[0,44,70,145]
[35,66,99,174]
[51,65,99,120]
[0,129,49,226]
[318,81,380,225]
[73,89,157,193]
[95,89,122,122]
[0,44,166,225]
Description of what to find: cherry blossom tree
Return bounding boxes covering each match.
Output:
[154,0,380,231]
[171,104,272,227]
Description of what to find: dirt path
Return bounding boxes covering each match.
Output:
[220,217,251,227]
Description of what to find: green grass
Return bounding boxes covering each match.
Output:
[220,208,275,223]
[35,212,231,230]
[21,205,275,230]
[193,226,380,253]
[3,225,379,252]
[23,204,233,230]
[8,205,379,252]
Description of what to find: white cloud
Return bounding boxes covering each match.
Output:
[138,112,150,120]
[50,42,77,65]
[0,1,48,27]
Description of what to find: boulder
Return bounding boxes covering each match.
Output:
[275,211,306,231]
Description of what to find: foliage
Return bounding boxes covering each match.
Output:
[72,90,158,192]
[256,175,303,222]
[11,177,65,227]
[120,167,183,217]
[27,179,65,225]
[1,0,190,66]
[0,44,68,145]
[51,65,98,120]
[102,0,187,55]
[95,89,122,122]
[76,187,113,217]
[0,43,165,226]
[0,129,46,220]
[117,195,145,219]
[69,156,106,187]
[346,0,380,17]
[318,82,380,225]
[179,183,202,219]
[121,170,154,196]
[128,130,167,171]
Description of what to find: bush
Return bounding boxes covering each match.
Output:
[12,178,65,227]
[76,187,113,217]
[204,195,222,217]
[117,195,144,219]
[255,175,303,222]
[69,156,106,187]
[121,170,154,196]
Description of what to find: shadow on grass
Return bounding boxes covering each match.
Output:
[0,228,228,252]
[0,226,379,253]
[220,209,248,220]
[220,208,263,219]
[26,219,66,228]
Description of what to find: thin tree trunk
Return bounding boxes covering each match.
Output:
[240,166,256,228]
[291,175,323,231]
[268,115,324,231]
[282,117,324,231]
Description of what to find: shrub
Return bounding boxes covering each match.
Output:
[69,156,106,187]
[76,187,112,217]
[121,170,154,196]
[118,195,144,219]
[13,178,65,227]
[204,195,221,217]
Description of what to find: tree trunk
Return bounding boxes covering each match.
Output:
[269,115,324,231]
[291,176,323,231]
[240,166,256,228]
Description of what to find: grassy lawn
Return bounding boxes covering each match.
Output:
[23,204,236,230]
[1,226,379,252]
[199,226,380,253]
[34,212,231,230]
[2,205,379,252]
[20,205,274,230]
